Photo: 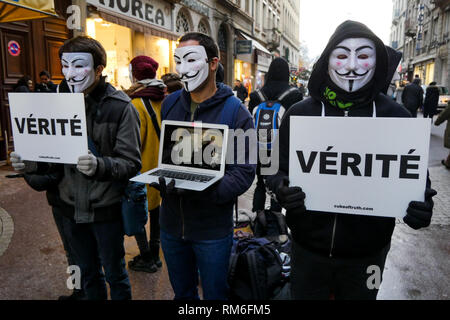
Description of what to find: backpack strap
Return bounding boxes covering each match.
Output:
[161,89,182,120]
[141,98,161,139]
[256,89,267,103]
[277,87,298,102]
[220,95,242,129]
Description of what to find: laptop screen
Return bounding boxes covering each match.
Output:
[161,124,225,172]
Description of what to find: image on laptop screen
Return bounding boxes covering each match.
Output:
[161,124,225,171]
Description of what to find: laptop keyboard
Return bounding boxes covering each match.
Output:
[149,170,215,183]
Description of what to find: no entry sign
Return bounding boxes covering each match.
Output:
[8,41,21,57]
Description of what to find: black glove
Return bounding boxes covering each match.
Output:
[404,188,437,230]
[149,177,202,199]
[275,177,306,215]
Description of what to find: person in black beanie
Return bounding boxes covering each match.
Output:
[249,57,302,213]
[266,20,437,300]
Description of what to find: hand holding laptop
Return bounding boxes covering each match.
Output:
[150,176,203,198]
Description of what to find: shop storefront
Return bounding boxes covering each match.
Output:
[234,31,273,93]
[413,59,435,86]
[86,0,178,89]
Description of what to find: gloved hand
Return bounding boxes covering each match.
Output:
[149,177,201,199]
[10,152,25,172]
[77,151,98,176]
[404,188,437,230]
[275,177,306,215]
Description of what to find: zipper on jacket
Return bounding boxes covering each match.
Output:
[329,214,338,258]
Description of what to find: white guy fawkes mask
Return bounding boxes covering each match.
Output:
[61,52,96,93]
[328,38,376,92]
[174,45,210,92]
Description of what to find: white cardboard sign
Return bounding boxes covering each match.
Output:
[289,116,431,218]
[8,93,88,164]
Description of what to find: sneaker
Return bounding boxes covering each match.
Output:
[128,254,157,273]
[58,289,85,300]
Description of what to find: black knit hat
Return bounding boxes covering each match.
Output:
[266,57,290,83]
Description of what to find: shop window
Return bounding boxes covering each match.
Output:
[198,21,209,35]
[176,11,190,34]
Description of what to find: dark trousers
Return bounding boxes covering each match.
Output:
[134,206,160,257]
[62,215,131,300]
[52,207,77,267]
[290,241,390,300]
[406,106,418,118]
[253,163,282,212]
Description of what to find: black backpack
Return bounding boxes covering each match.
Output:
[228,238,289,300]
[253,210,289,242]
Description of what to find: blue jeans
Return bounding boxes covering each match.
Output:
[161,231,233,300]
[62,216,131,300]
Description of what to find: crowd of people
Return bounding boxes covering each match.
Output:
[8,20,447,301]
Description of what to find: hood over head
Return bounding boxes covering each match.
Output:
[382,46,402,95]
[266,57,290,83]
[308,20,389,107]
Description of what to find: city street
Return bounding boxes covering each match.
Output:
[0,112,448,300]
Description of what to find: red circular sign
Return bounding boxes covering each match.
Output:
[8,41,21,57]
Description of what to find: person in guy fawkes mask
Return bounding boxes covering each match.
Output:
[10,36,141,300]
[150,32,256,300]
[266,21,437,300]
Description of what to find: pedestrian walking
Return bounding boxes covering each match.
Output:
[402,77,424,117]
[153,32,256,300]
[13,76,33,92]
[248,57,303,213]
[11,36,141,300]
[35,70,57,92]
[266,20,437,300]
[125,55,165,273]
[435,102,450,169]
[424,82,440,120]
[233,79,248,103]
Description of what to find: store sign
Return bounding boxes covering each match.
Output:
[289,117,430,218]
[236,40,252,55]
[181,0,209,17]
[256,50,271,68]
[87,0,172,31]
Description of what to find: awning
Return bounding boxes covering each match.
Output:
[240,33,272,55]
[0,0,57,23]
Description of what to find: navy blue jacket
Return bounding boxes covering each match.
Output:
[160,83,256,241]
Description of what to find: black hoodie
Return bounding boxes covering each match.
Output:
[267,21,414,259]
[248,58,303,114]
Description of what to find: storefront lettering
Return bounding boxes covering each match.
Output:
[296,147,420,179]
[92,0,168,28]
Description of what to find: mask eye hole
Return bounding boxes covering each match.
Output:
[358,54,369,59]
[187,59,196,63]
[337,54,347,59]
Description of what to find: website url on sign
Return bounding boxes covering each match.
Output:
[334,204,374,211]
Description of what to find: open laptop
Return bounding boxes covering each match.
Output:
[131,120,229,191]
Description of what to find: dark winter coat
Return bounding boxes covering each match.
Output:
[233,84,248,102]
[248,57,303,114]
[56,78,142,223]
[435,102,450,149]
[402,79,424,113]
[424,85,440,116]
[160,83,256,241]
[266,20,428,259]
